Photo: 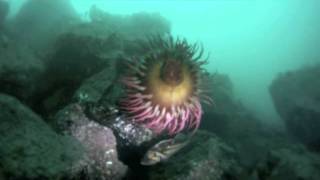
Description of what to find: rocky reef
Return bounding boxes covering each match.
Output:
[199,72,320,180]
[0,1,320,180]
[0,94,81,179]
[270,64,320,151]
[147,131,239,180]
[54,103,128,180]
[0,1,171,179]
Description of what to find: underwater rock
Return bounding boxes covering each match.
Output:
[36,7,171,116]
[9,0,79,49]
[45,33,112,85]
[270,64,320,151]
[54,102,165,179]
[108,115,155,148]
[88,5,170,41]
[0,41,44,106]
[34,32,115,116]
[201,73,263,139]
[201,73,244,136]
[55,103,128,180]
[1,3,171,118]
[200,73,281,168]
[0,93,81,179]
[73,60,123,105]
[71,6,171,57]
[147,130,240,180]
[249,144,320,180]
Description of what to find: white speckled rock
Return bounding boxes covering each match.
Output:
[55,103,128,180]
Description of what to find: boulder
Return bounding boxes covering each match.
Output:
[200,73,283,168]
[250,144,320,180]
[147,131,240,180]
[35,33,113,115]
[54,103,128,180]
[0,42,44,104]
[28,7,171,116]
[1,2,171,119]
[73,56,122,105]
[270,64,320,150]
[0,93,81,179]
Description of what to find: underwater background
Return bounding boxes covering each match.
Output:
[0,0,320,180]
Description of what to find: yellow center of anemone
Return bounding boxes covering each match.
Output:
[148,63,192,107]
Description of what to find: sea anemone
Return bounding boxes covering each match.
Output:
[120,35,212,135]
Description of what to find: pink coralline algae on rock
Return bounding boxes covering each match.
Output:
[57,104,127,180]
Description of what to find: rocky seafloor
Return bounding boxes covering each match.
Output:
[1,0,320,180]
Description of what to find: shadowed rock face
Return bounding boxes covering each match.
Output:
[270,64,320,151]
[0,94,81,179]
[0,3,171,118]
